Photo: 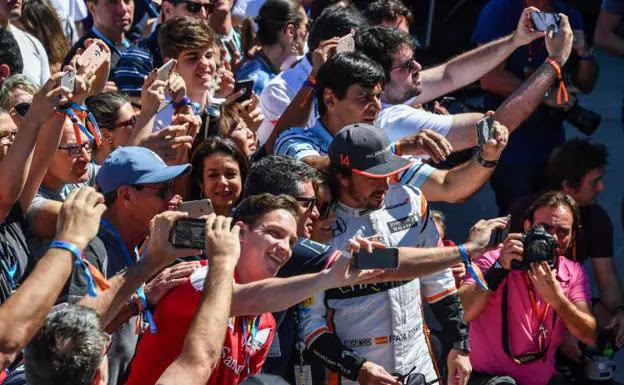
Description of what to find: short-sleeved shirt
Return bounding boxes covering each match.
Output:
[472,0,583,166]
[60,222,140,385]
[125,262,276,385]
[27,163,100,261]
[258,56,317,146]
[236,54,279,97]
[274,120,435,189]
[376,103,454,142]
[8,25,50,87]
[0,204,32,305]
[508,195,614,264]
[602,0,624,13]
[466,249,590,385]
[113,27,163,97]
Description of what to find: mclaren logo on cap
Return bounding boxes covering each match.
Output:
[340,154,350,167]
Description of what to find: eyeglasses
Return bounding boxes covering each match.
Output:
[294,196,317,211]
[172,0,215,14]
[14,102,30,117]
[391,55,418,73]
[132,182,174,200]
[0,130,17,146]
[113,115,137,129]
[58,141,93,158]
[317,200,336,220]
[392,367,439,385]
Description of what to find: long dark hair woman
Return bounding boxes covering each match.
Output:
[189,136,250,216]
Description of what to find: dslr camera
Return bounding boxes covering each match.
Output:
[565,100,602,136]
[511,225,558,271]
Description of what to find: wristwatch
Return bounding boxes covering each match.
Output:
[475,150,498,168]
[452,339,471,353]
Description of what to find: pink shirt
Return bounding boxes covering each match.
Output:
[465,249,590,385]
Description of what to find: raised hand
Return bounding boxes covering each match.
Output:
[512,7,546,47]
[545,13,574,65]
[401,129,453,163]
[55,187,107,250]
[144,211,202,270]
[480,112,509,162]
[203,214,241,269]
[467,216,509,256]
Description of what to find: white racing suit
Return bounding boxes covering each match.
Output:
[299,184,467,384]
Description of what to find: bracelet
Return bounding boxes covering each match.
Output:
[458,244,489,291]
[546,57,569,105]
[390,141,402,156]
[474,150,498,168]
[49,240,99,297]
[174,96,191,109]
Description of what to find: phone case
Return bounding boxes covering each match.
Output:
[233,79,254,103]
[77,43,106,74]
[353,248,399,270]
[178,199,214,218]
[60,72,75,92]
[336,33,355,53]
[476,117,492,147]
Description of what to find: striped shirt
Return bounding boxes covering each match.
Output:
[113,27,163,97]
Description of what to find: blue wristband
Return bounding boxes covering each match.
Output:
[458,244,489,291]
[49,240,98,297]
[390,141,397,155]
[137,251,157,333]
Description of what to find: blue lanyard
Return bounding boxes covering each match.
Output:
[241,316,261,375]
[458,244,489,291]
[99,219,157,333]
[91,27,129,56]
[58,102,102,143]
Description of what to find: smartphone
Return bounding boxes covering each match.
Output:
[60,71,75,92]
[336,30,356,54]
[178,199,214,218]
[233,79,254,103]
[490,214,512,246]
[476,116,494,147]
[157,59,176,82]
[77,42,106,74]
[439,96,456,109]
[353,248,399,270]
[170,218,206,249]
[530,12,561,33]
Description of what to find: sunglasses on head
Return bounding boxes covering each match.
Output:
[58,141,94,158]
[172,0,215,14]
[391,55,418,73]
[14,102,30,117]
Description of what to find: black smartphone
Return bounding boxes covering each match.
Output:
[530,12,561,33]
[169,218,206,249]
[439,96,456,109]
[489,214,512,246]
[476,116,494,147]
[353,248,399,270]
[233,79,254,103]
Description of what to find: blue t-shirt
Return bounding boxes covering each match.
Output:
[236,55,278,96]
[472,0,584,166]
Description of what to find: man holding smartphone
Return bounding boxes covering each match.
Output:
[299,124,505,385]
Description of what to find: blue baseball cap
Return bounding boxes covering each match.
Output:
[96,146,192,194]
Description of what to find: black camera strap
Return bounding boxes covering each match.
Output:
[501,275,557,364]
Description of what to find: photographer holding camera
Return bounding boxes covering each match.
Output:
[459,191,597,385]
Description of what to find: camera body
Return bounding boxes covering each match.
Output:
[511,225,558,271]
[565,103,602,136]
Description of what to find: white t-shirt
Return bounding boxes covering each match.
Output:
[49,0,89,44]
[232,0,266,20]
[376,103,454,142]
[9,25,50,87]
[258,56,317,146]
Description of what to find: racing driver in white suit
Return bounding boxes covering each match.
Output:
[299,123,508,385]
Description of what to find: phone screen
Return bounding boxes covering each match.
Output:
[233,79,254,103]
[531,12,561,33]
[353,248,399,270]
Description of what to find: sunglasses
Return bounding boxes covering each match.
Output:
[0,130,17,146]
[132,182,174,200]
[113,115,137,129]
[14,102,30,117]
[294,196,317,211]
[317,200,336,220]
[58,141,93,158]
[173,0,215,14]
[391,55,418,73]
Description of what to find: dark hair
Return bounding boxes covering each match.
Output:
[233,193,300,227]
[526,191,581,234]
[19,0,71,66]
[244,155,320,198]
[547,138,608,190]
[25,305,107,385]
[363,0,413,29]
[189,136,250,200]
[307,5,367,52]
[254,0,305,45]
[85,92,131,131]
[316,51,385,116]
[159,16,216,59]
[309,0,350,22]
[0,28,24,75]
[355,26,416,80]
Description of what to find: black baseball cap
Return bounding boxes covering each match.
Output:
[329,123,411,178]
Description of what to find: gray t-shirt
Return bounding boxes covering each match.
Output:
[26,163,100,260]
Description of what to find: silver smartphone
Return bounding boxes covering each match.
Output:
[178,199,214,218]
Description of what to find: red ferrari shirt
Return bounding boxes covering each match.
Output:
[125,262,276,385]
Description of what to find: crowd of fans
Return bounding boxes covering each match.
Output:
[0,0,622,385]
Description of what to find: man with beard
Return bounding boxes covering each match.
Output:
[299,123,507,385]
[0,0,49,86]
[64,0,134,74]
